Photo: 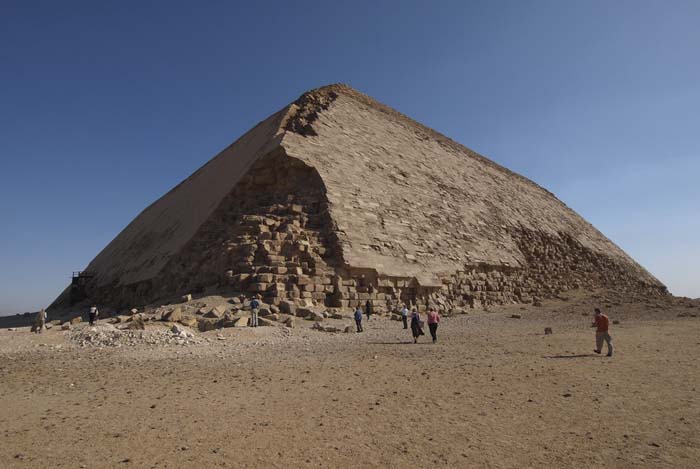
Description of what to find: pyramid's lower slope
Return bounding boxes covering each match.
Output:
[51,85,666,311]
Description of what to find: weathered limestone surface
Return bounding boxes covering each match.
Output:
[50,84,666,312]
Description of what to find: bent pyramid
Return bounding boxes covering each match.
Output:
[51,84,666,311]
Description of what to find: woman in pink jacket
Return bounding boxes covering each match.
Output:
[426,308,441,343]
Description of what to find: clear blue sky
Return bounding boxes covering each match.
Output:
[1,0,698,314]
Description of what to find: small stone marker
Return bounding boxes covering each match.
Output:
[544,327,553,335]
[510,314,521,319]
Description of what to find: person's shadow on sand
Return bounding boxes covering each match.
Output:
[368,341,423,345]
[544,354,597,359]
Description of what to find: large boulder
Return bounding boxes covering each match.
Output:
[163,307,183,322]
[198,318,221,332]
[258,307,272,317]
[125,316,146,330]
[279,300,296,316]
[308,310,324,321]
[257,317,276,327]
[70,316,82,325]
[171,324,194,337]
[179,316,198,328]
[204,305,227,319]
[221,313,237,328]
[234,316,250,328]
[296,308,312,318]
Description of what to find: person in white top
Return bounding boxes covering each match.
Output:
[400,304,409,329]
[89,305,99,326]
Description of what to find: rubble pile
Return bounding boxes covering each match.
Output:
[69,324,202,348]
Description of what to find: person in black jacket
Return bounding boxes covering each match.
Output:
[410,308,424,343]
[365,299,372,320]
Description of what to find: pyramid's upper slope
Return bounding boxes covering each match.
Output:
[281,85,662,287]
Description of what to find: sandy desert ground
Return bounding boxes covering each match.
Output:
[1,292,699,468]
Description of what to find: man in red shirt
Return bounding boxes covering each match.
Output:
[592,308,613,357]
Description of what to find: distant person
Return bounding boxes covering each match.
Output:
[400,304,409,329]
[250,295,261,327]
[365,299,372,320]
[427,308,441,343]
[32,308,47,333]
[354,306,364,332]
[592,308,613,357]
[410,308,424,343]
[89,305,99,326]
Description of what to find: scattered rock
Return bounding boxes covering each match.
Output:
[61,323,71,331]
[125,316,146,330]
[544,327,553,335]
[181,293,192,303]
[258,317,276,327]
[70,316,82,324]
[284,317,295,328]
[204,305,227,319]
[308,310,324,321]
[510,314,522,319]
[163,307,183,322]
[234,316,250,328]
[279,300,296,316]
[179,316,198,328]
[198,318,221,332]
[612,319,620,325]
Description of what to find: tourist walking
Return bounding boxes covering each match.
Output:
[89,305,99,326]
[427,308,441,343]
[410,308,424,343]
[32,308,47,333]
[354,306,364,332]
[401,304,409,329]
[250,295,261,327]
[592,308,613,357]
[365,299,372,320]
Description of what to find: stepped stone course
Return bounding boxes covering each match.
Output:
[50,84,666,313]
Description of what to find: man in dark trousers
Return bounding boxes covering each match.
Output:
[592,308,613,357]
[365,299,372,320]
[400,304,409,329]
[89,305,99,326]
[354,306,364,332]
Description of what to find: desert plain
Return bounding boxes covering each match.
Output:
[1,291,699,469]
